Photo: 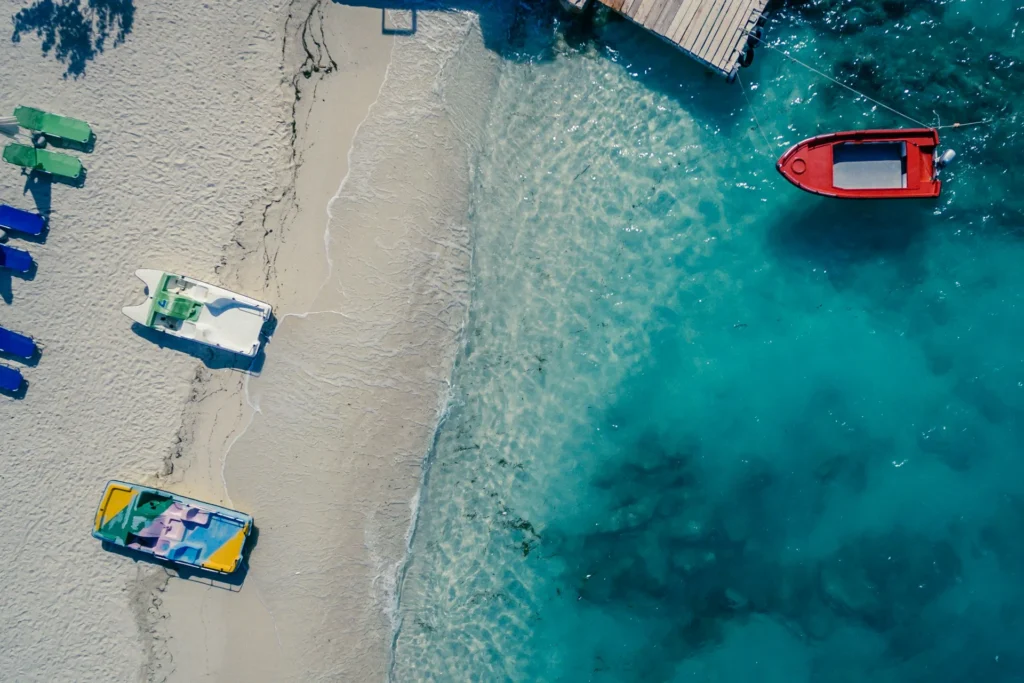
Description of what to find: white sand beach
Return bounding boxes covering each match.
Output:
[0,0,492,680]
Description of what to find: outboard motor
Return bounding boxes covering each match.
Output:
[936,149,957,169]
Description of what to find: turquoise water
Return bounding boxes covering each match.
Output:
[394,1,1024,680]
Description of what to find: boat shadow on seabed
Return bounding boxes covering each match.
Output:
[101,525,260,592]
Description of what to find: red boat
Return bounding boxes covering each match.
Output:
[776,128,942,199]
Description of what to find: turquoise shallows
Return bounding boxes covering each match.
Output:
[395,1,1024,680]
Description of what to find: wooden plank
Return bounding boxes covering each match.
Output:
[676,0,717,49]
[653,0,685,35]
[648,0,681,31]
[620,0,644,18]
[702,0,750,65]
[632,0,662,26]
[714,0,757,67]
[666,0,701,45]
[684,0,729,54]
[715,0,761,70]
[671,0,709,44]
[608,0,628,11]
[711,0,757,69]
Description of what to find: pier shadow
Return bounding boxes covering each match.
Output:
[129,321,271,375]
[594,14,751,127]
[382,7,416,35]
[101,525,259,591]
[333,0,569,62]
[332,0,756,133]
[11,0,135,78]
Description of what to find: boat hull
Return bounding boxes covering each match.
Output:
[777,128,941,199]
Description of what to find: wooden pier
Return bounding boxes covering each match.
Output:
[563,0,768,79]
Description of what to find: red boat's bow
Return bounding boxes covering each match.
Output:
[777,128,941,199]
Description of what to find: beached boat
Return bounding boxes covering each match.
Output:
[122,269,272,357]
[776,129,943,199]
[93,480,253,574]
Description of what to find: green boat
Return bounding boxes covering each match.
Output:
[14,106,93,144]
[3,143,83,180]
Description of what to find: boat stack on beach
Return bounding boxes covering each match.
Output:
[3,104,267,570]
[0,106,95,395]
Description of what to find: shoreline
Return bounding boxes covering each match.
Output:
[0,0,495,679]
[148,4,498,681]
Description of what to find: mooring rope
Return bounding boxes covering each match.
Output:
[765,44,1017,132]
[765,45,931,127]
[737,72,774,157]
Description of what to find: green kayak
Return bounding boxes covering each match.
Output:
[14,106,93,144]
[3,143,83,180]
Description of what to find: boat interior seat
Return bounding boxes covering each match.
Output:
[833,141,907,190]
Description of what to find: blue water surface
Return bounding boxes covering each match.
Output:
[394,1,1024,680]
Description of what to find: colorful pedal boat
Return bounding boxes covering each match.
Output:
[93,481,253,574]
[777,128,941,199]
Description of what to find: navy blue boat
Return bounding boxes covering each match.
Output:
[0,204,45,236]
[0,326,36,359]
[0,243,33,273]
[0,363,23,392]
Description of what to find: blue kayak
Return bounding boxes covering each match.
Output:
[0,326,36,359]
[0,204,45,236]
[0,244,33,273]
[0,364,23,392]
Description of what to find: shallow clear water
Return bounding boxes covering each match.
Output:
[394,1,1024,680]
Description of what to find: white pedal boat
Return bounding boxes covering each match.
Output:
[122,269,272,357]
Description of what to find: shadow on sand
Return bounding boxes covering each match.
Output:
[0,261,38,304]
[0,345,42,369]
[332,0,570,62]
[332,0,748,130]
[129,318,273,375]
[11,0,135,78]
[101,525,260,591]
